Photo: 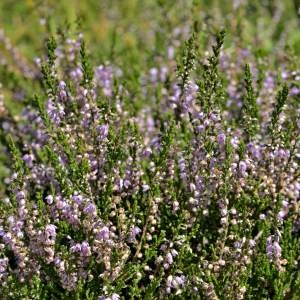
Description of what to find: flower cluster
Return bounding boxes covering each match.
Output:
[0,3,299,299]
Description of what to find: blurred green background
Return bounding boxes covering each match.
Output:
[1,0,300,62]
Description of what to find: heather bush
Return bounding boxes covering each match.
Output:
[0,1,299,299]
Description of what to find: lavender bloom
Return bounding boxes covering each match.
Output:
[46,99,65,125]
[277,200,289,221]
[98,293,120,300]
[0,258,8,273]
[263,75,275,91]
[290,86,300,96]
[274,149,290,160]
[16,191,25,201]
[248,143,262,160]
[266,237,273,260]
[266,236,282,261]
[22,154,34,168]
[181,81,198,113]
[70,241,91,257]
[151,136,161,150]
[96,124,109,141]
[249,240,256,248]
[123,179,131,189]
[0,257,8,283]
[58,81,67,100]
[149,68,158,83]
[70,67,83,81]
[70,243,82,253]
[45,195,54,205]
[171,249,178,257]
[95,65,114,97]
[238,161,247,177]
[128,226,141,243]
[217,133,226,146]
[59,81,66,89]
[142,147,152,157]
[72,193,84,206]
[196,124,205,133]
[166,252,174,264]
[45,224,57,240]
[281,71,289,80]
[84,203,97,215]
[111,293,120,300]
[273,241,282,258]
[80,241,91,257]
[277,210,287,220]
[98,226,110,240]
[173,275,186,288]
[168,46,175,59]
[166,274,186,293]
[178,157,187,182]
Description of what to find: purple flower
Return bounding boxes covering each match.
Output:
[45,224,57,239]
[249,144,261,160]
[166,252,174,264]
[131,226,141,236]
[277,210,287,220]
[84,203,96,215]
[45,195,54,205]
[238,161,247,177]
[266,236,282,260]
[0,258,8,273]
[70,67,83,81]
[171,249,178,257]
[123,179,131,189]
[81,241,91,257]
[175,275,186,287]
[72,194,83,206]
[249,240,256,248]
[22,154,34,168]
[70,243,82,253]
[142,147,152,157]
[16,191,25,201]
[149,68,158,83]
[96,124,109,141]
[264,75,275,90]
[98,226,110,240]
[281,71,289,80]
[128,226,141,242]
[59,81,66,89]
[217,133,226,145]
[273,241,282,258]
[290,86,300,96]
[168,46,175,59]
[111,294,120,300]
[95,65,114,97]
[98,294,120,300]
[46,99,65,125]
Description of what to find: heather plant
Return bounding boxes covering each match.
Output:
[0,1,300,300]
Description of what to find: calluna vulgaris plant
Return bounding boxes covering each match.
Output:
[0,18,299,300]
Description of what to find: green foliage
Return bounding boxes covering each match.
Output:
[241,63,259,140]
[0,1,299,300]
[196,29,226,112]
[269,84,289,141]
[80,39,94,87]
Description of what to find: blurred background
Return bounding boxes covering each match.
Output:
[0,0,300,61]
